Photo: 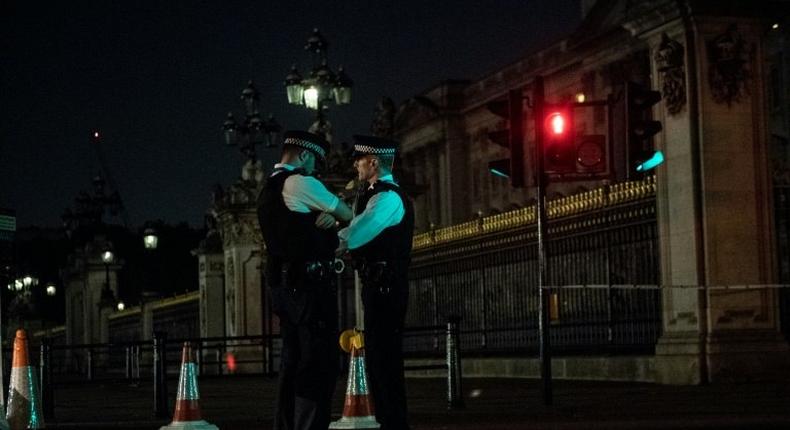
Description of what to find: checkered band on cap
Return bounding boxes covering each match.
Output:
[353,144,397,155]
[284,137,327,158]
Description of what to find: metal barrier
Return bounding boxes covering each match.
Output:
[35,316,465,418]
[407,196,661,356]
[402,316,464,410]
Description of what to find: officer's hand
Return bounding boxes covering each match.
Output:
[315,212,336,229]
[335,240,348,257]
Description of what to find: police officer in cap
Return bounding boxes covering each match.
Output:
[258,130,353,430]
[337,135,415,430]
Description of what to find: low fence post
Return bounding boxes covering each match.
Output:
[197,342,203,376]
[40,338,54,419]
[86,347,94,381]
[446,315,464,410]
[153,331,168,418]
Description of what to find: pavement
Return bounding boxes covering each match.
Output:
[44,374,790,430]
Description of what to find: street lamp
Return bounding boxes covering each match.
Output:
[284,28,353,141]
[222,81,283,164]
[99,245,116,307]
[285,29,353,109]
[117,301,125,312]
[8,273,40,322]
[143,228,158,250]
[46,283,56,297]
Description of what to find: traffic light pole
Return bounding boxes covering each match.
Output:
[533,76,553,406]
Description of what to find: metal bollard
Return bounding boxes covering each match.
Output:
[446,315,465,410]
[86,348,94,381]
[40,338,54,419]
[216,345,222,375]
[133,344,141,380]
[152,331,168,418]
[197,343,203,376]
[125,346,132,380]
[265,336,274,375]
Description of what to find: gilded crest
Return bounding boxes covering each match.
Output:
[707,24,751,106]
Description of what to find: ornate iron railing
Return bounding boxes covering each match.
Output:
[406,176,661,356]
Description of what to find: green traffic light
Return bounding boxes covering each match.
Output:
[636,151,664,172]
[489,167,509,178]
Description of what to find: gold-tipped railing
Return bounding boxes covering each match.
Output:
[413,175,655,250]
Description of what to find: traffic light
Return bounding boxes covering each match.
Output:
[542,105,575,175]
[625,81,663,174]
[486,89,525,187]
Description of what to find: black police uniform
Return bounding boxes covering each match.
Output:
[347,137,415,430]
[258,133,339,430]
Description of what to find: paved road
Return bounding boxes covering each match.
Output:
[45,375,790,429]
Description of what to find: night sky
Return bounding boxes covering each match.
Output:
[2,1,581,228]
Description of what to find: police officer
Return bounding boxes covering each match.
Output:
[258,130,353,430]
[337,135,415,430]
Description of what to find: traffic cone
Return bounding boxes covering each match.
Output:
[6,329,44,430]
[329,331,380,429]
[160,342,218,430]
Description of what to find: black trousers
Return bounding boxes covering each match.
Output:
[271,282,338,430]
[362,280,410,430]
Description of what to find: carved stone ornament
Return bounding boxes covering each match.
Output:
[655,33,686,115]
[707,24,751,106]
[219,214,263,248]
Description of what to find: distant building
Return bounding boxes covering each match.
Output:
[392,0,790,384]
[394,1,790,234]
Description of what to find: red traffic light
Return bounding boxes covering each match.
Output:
[542,106,574,175]
[545,111,568,136]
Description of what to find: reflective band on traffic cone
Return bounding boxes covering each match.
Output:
[6,329,44,430]
[160,342,218,430]
[329,335,380,429]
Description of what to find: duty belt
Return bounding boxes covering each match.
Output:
[278,259,345,283]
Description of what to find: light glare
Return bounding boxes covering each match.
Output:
[304,87,319,110]
[636,151,665,172]
[102,250,115,264]
[549,113,566,135]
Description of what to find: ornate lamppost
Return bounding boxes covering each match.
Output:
[222,81,283,179]
[139,225,160,339]
[61,175,124,241]
[99,245,117,308]
[284,28,353,142]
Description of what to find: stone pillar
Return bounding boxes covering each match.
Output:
[627,6,789,384]
[194,230,225,339]
[214,161,267,373]
[141,303,153,341]
[63,236,120,370]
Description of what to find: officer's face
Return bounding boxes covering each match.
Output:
[300,151,316,175]
[354,155,378,182]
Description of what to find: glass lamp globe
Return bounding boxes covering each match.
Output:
[102,250,115,264]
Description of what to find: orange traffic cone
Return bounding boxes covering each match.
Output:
[160,342,218,430]
[6,329,44,430]
[329,331,380,429]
